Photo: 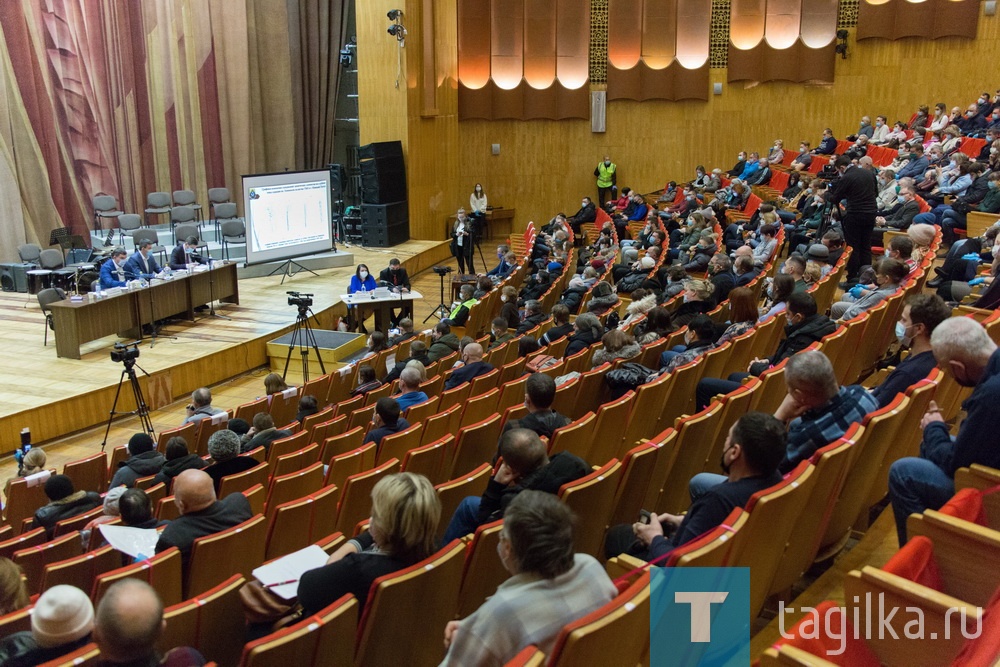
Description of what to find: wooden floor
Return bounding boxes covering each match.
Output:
[0,238,453,445]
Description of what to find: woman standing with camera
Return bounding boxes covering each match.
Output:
[451,209,474,274]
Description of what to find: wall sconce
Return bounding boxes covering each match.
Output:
[835,29,849,59]
[387,9,406,46]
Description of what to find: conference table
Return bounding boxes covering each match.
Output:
[341,289,423,334]
[48,262,239,359]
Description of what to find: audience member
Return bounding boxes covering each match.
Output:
[109,433,166,488]
[889,317,1000,545]
[153,437,207,489]
[564,312,604,357]
[227,418,251,440]
[385,340,431,385]
[707,254,736,303]
[871,294,951,408]
[363,398,411,448]
[541,304,574,346]
[444,343,494,390]
[634,306,676,345]
[0,585,93,666]
[427,322,461,363]
[262,372,289,397]
[586,281,619,317]
[119,489,161,530]
[447,284,479,327]
[203,430,259,492]
[499,286,520,329]
[501,374,571,441]
[661,315,716,371]
[182,388,225,425]
[154,469,253,568]
[352,365,383,396]
[295,395,319,423]
[516,300,548,335]
[489,318,515,350]
[93,579,205,666]
[592,329,641,367]
[5,447,47,499]
[672,279,713,327]
[760,274,795,322]
[830,258,907,321]
[298,472,440,614]
[518,337,542,358]
[33,475,102,538]
[441,429,589,543]
[394,367,429,412]
[242,412,292,455]
[389,317,416,345]
[82,485,127,544]
[441,491,616,665]
[604,412,785,562]
[0,558,29,616]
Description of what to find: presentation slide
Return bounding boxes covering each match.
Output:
[242,169,333,265]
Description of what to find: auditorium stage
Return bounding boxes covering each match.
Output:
[0,239,451,449]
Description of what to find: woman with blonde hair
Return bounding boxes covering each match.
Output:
[0,558,29,615]
[298,472,441,615]
[5,448,46,499]
[907,223,936,263]
[405,359,428,382]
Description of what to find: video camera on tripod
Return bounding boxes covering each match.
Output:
[432,266,453,277]
[110,341,140,365]
[287,291,314,309]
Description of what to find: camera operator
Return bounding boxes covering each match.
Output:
[824,155,878,287]
[378,257,411,326]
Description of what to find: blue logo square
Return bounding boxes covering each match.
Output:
[650,567,751,666]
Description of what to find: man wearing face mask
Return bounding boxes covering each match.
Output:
[830,257,907,321]
[889,317,1000,545]
[825,155,878,287]
[378,257,411,326]
[790,142,813,172]
[874,185,919,233]
[727,151,747,178]
[567,197,596,238]
[604,412,786,562]
[871,294,950,409]
[99,248,130,289]
[594,155,617,208]
[894,142,928,181]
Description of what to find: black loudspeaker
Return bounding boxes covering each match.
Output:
[358,141,403,161]
[359,141,407,204]
[329,163,345,202]
[361,202,409,247]
[0,263,31,293]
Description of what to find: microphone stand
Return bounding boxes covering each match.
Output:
[139,271,177,347]
[202,256,231,320]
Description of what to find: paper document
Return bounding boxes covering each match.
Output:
[100,524,160,558]
[252,544,329,600]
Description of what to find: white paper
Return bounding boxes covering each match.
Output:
[100,524,160,558]
[24,470,51,488]
[252,544,329,600]
[384,353,396,373]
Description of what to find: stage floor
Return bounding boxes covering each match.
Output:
[0,238,451,446]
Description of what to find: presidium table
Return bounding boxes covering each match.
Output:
[47,262,239,359]
[341,288,423,333]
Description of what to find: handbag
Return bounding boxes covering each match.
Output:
[526,354,560,373]
[604,362,657,393]
[240,579,303,628]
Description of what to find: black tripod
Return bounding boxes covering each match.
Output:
[267,259,319,286]
[101,350,154,451]
[424,267,452,323]
[468,216,487,273]
[283,303,327,382]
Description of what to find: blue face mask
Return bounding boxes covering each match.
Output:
[897,195,906,203]
[895,321,912,346]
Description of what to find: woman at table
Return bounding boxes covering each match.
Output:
[348,263,377,333]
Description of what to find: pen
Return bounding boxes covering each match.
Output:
[263,579,299,588]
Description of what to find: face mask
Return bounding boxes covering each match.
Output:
[682,293,691,303]
[876,120,883,127]
[989,181,998,190]
[697,171,704,177]
[604,160,611,166]
[500,294,507,302]
[719,446,732,475]
[779,264,787,275]
[359,270,368,279]
[994,114,1000,121]
[895,322,913,346]
[767,286,776,300]
[897,195,906,204]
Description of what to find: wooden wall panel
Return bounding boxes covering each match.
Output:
[455,6,999,231]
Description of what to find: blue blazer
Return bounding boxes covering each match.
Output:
[125,251,161,278]
[99,260,128,289]
[349,275,377,294]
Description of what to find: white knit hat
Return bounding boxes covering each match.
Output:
[32,585,94,648]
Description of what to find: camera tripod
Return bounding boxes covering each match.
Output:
[101,358,154,452]
[424,269,452,323]
[283,304,327,382]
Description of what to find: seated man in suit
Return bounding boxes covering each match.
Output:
[99,248,129,289]
[169,236,207,271]
[378,257,411,326]
[125,240,163,280]
[153,468,253,570]
[443,343,494,390]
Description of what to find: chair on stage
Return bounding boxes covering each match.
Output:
[131,229,167,266]
[172,190,203,224]
[38,288,66,346]
[93,195,124,235]
[144,192,171,227]
[220,219,246,260]
[116,213,142,246]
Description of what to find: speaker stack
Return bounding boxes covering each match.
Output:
[359,140,409,247]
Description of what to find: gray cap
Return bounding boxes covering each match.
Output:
[807,244,829,260]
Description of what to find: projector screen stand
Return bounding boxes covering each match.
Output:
[267,259,318,285]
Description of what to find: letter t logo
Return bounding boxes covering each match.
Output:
[675,591,729,642]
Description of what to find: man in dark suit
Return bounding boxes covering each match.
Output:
[154,468,252,570]
[733,255,760,287]
[707,253,736,304]
[169,236,207,271]
[443,343,494,390]
[378,257,411,326]
[825,155,878,287]
[125,240,163,279]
